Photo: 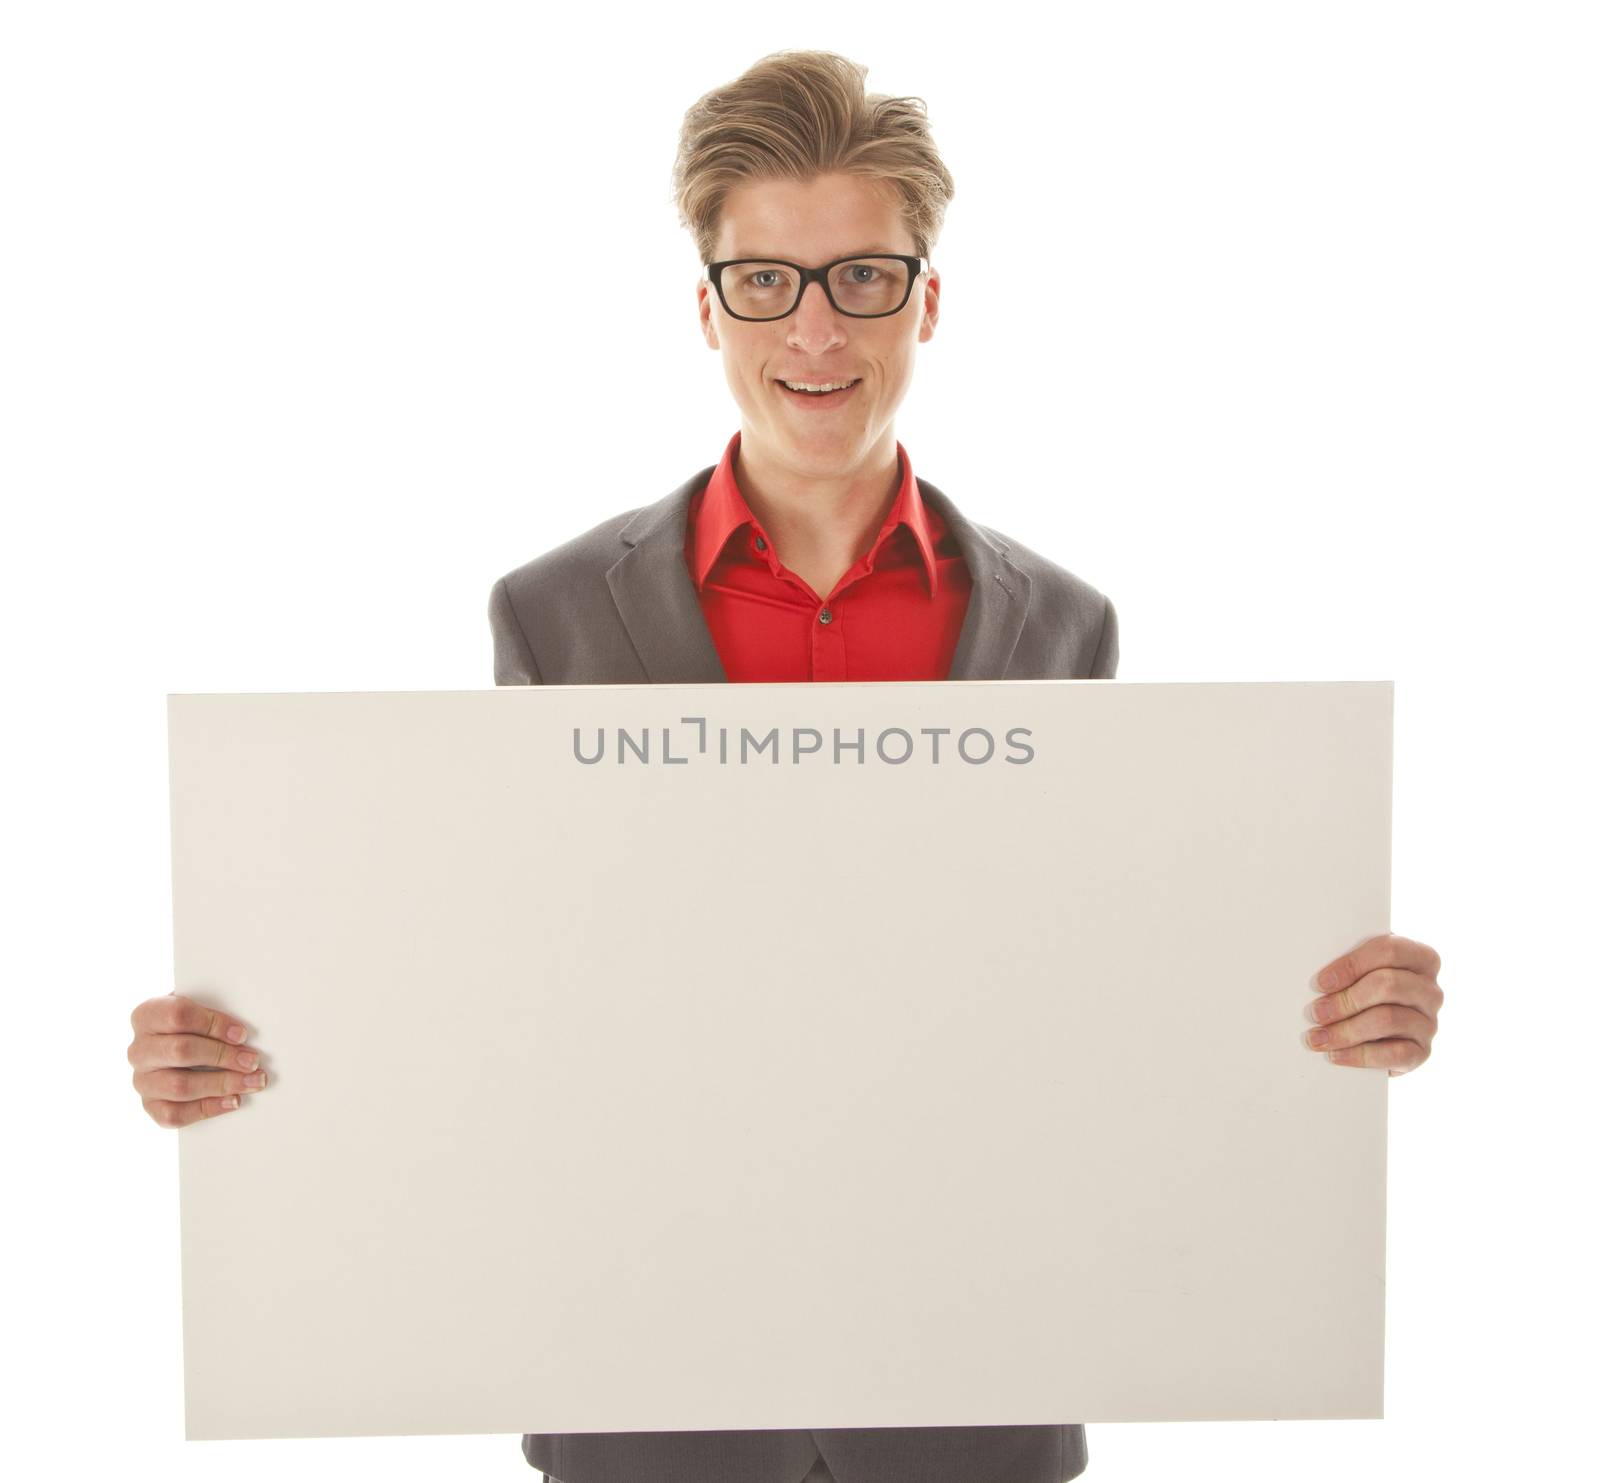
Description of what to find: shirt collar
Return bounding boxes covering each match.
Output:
[688,429,942,598]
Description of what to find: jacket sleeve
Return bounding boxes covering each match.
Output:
[1089,594,1119,679]
[488,576,544,686]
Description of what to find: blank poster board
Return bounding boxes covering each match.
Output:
[168,680,1391,1441]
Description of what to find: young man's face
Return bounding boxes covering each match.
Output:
[698,171,940,476]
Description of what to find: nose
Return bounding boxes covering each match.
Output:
[786,280,846,352]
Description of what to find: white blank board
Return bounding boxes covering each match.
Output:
[169,680,1391,1440]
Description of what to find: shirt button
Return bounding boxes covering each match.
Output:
[818,607,833,624]
[754,535,766,551]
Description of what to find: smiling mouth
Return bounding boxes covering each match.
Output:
[774,377,862,400]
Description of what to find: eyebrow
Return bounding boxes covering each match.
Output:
[728,245,907,260]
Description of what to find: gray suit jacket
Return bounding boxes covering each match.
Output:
[488,462,1118,1483]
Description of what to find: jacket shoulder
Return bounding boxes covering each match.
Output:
[981,520,1110,612]
[971,519,1118,679]
[493,502,647,601]
[487,475,711,686]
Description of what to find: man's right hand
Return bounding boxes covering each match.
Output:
[128,992,270,1128]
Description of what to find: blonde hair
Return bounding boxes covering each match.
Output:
[671,49,955,265]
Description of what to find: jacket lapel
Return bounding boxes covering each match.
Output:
[916,478,1033,682]
[605,467,1032,684]
[607,468,729,683]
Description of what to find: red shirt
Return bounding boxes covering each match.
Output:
[684,430,973,682]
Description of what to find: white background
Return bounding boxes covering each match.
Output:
[2,2,1594,1480]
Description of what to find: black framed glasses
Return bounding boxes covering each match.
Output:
[705,253,928,322]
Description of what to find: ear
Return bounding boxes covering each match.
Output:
[917,267,940,343]
[698,281,720,350]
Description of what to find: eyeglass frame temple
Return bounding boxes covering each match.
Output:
[703,254,930,321]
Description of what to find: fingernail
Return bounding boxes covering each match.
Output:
[237,1051,258,1070]
[245,1072,267,1089]
[1318,967,1339,990]
[226,1025,246,1044]
[1305,1027,1330,1049]
[221,1095,240,1110]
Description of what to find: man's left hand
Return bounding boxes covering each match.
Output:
[1304,932,1444,1076]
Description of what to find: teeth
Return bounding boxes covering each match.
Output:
[781,379,857,393]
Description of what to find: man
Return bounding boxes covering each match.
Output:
[128,47,1444,1483]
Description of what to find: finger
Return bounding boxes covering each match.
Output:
[1325,1036,1432,1074]
[129,1028,265,1075]
[129,992,251,1052]
[1306,966,1444,1026]
[133,1064,269,1103]
[1315,933,1441,993]
[1304,1002,1434,1053]
[142,1094,243,1129]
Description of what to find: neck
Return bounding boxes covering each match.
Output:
[733,430,901,597]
